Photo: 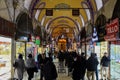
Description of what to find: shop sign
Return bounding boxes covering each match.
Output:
[104,34,117,41]
[104,18,119,41]
[111,41,120,44]
[0,17,15,38]
[106,18,119,35]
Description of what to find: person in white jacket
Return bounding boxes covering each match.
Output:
[13,54,25,80]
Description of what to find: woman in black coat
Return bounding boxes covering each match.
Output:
[71,54,86,80]
[43,57,58,80]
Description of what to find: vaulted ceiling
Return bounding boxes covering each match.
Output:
[0,0,107,41]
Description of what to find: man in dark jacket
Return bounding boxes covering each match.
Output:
[71,53,86,80]
[100,52,110,80]
[86,53,99,80]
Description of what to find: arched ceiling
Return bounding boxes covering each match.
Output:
[0,0,106,41]
[24,0,104,39]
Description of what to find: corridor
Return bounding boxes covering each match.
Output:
[0,0,120,80]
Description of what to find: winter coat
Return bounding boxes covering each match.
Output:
[101,56,110,67]
[86,56,99,71]
[71,55,86,80]
[43,61,58,80]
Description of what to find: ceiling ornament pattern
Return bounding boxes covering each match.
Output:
[55,3,70,9]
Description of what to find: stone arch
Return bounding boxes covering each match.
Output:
[46,16,80,32]
[15,12,33,40]
[95,14,106,41]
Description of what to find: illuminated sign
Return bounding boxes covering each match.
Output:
[106,18,119,35]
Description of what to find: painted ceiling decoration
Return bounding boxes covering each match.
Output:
[55,3,71,9]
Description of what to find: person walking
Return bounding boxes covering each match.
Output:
[94,53,99,80]
[80,52,86,80]
[39,53,47,80]
[13,54,25,80]
[25,54,36,80]
[100,52,110,80]
[43,57,58,80]
[71,53,85,80]
[86,53,99,80]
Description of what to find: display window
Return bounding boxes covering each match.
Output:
[110,42,120,79]
[16,42,25,59]
[0,36,11,80]
[94,41,109,72]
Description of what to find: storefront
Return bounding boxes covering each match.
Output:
[105,18,120,79]
[104,17,119,79]
[0,17,15,79]
[110,0,120,79]
[110,41,120,79]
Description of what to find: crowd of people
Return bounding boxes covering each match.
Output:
[13,53,57,80]
[12,51,110,80]
[57,50,110,80]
